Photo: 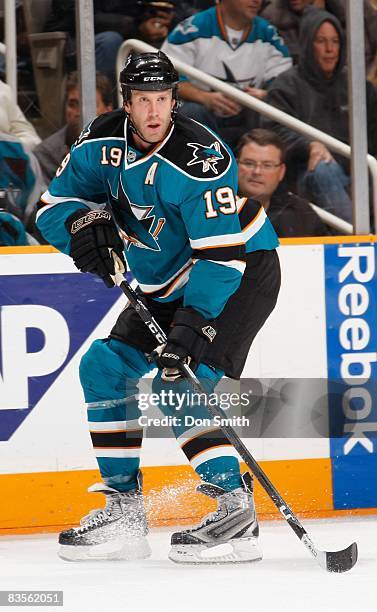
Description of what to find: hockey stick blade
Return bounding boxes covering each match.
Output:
[325,541,358,573]
[302,534,358,573]
[110,263,359,572]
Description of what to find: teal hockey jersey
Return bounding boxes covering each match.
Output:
[36,110,278,320]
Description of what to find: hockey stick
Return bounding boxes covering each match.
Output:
[111,264,358,573]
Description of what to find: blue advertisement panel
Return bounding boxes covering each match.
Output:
[325,242,377,509]
[0,273,122,441]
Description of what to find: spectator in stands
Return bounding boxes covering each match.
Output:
[262,10,377,223]
[260,1,314,64]
[161,0,292,148]
[45,0,176,84]
[237,129,329,236]
[0,79,40,152]
[369,55,377,87]
[34,72,113,185]
[312,0,377,71]
[0,208,38,246]
[0,134,43,241]
[0,49,4,78]
[261,0,377,70]
[367,0,377,84]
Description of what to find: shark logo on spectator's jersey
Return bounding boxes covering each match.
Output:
[268,24,285,48]
[109,179,165,251]
[187,141,224,175]
[175,16,198,35]
[221,62,257,89]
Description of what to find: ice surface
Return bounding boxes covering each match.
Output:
[1,516,376,612]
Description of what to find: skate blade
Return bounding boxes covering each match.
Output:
[58,535,151,562]
[168,537,262,564]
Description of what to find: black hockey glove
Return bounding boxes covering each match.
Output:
[157,307,217,381]
[65,209,126,288]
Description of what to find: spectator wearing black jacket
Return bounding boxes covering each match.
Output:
[262,10,377,223]
[261,0,377,70]
[237,129,329,236]
[34,72,113,185]
[45,0,176,83]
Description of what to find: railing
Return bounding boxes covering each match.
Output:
[117,39,377,235]
[309,203,352,235]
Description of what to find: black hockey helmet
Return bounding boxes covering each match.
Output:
[120,51,179,101]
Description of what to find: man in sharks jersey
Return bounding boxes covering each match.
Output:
[36,51,280,564]
[161,0,292,146]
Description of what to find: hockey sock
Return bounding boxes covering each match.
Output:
[80,339,152,492]
[87,397,144,491]
[154,363,243,492]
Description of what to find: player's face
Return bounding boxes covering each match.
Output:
[313,21,340,79]
[237,142,286,203]
[124,89,175,145]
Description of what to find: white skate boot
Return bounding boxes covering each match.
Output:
[58,478,151,561]
[169,472,262,564]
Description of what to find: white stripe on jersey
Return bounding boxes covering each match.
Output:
[190,232,243,249]
[243,206,267,242]
[207,259,246,274]
[137,258,192,293]
[160,264,193,298]
[36,190,107,221]
[191,205,267,250]
[190,445,239,470]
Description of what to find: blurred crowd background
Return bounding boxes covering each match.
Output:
[0,0,377,246]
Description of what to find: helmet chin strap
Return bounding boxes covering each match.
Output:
[125,99,177,147]
[127,116,170,146]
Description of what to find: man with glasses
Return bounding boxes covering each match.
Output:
[237,128,329,236]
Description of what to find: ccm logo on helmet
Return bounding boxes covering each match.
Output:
[143,76,164,81]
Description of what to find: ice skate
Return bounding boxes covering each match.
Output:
[58,479,151,561]
[169,472,262,564]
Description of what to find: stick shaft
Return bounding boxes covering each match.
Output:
[115,274,312,545]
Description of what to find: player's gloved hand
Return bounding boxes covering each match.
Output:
[156,307,217,382]
[65,209,126,288]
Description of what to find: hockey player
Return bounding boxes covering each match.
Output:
[36,51,280,563]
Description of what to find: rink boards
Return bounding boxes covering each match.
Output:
[0,237,377,532]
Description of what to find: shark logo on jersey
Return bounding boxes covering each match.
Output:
[75,119,94,147]
[109,178,165,251]
[175,16,198,35]
[187,141,224,175]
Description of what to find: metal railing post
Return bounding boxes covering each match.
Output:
[75,0,96,128]
[4,0,17,102]
[346,0,370,234]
